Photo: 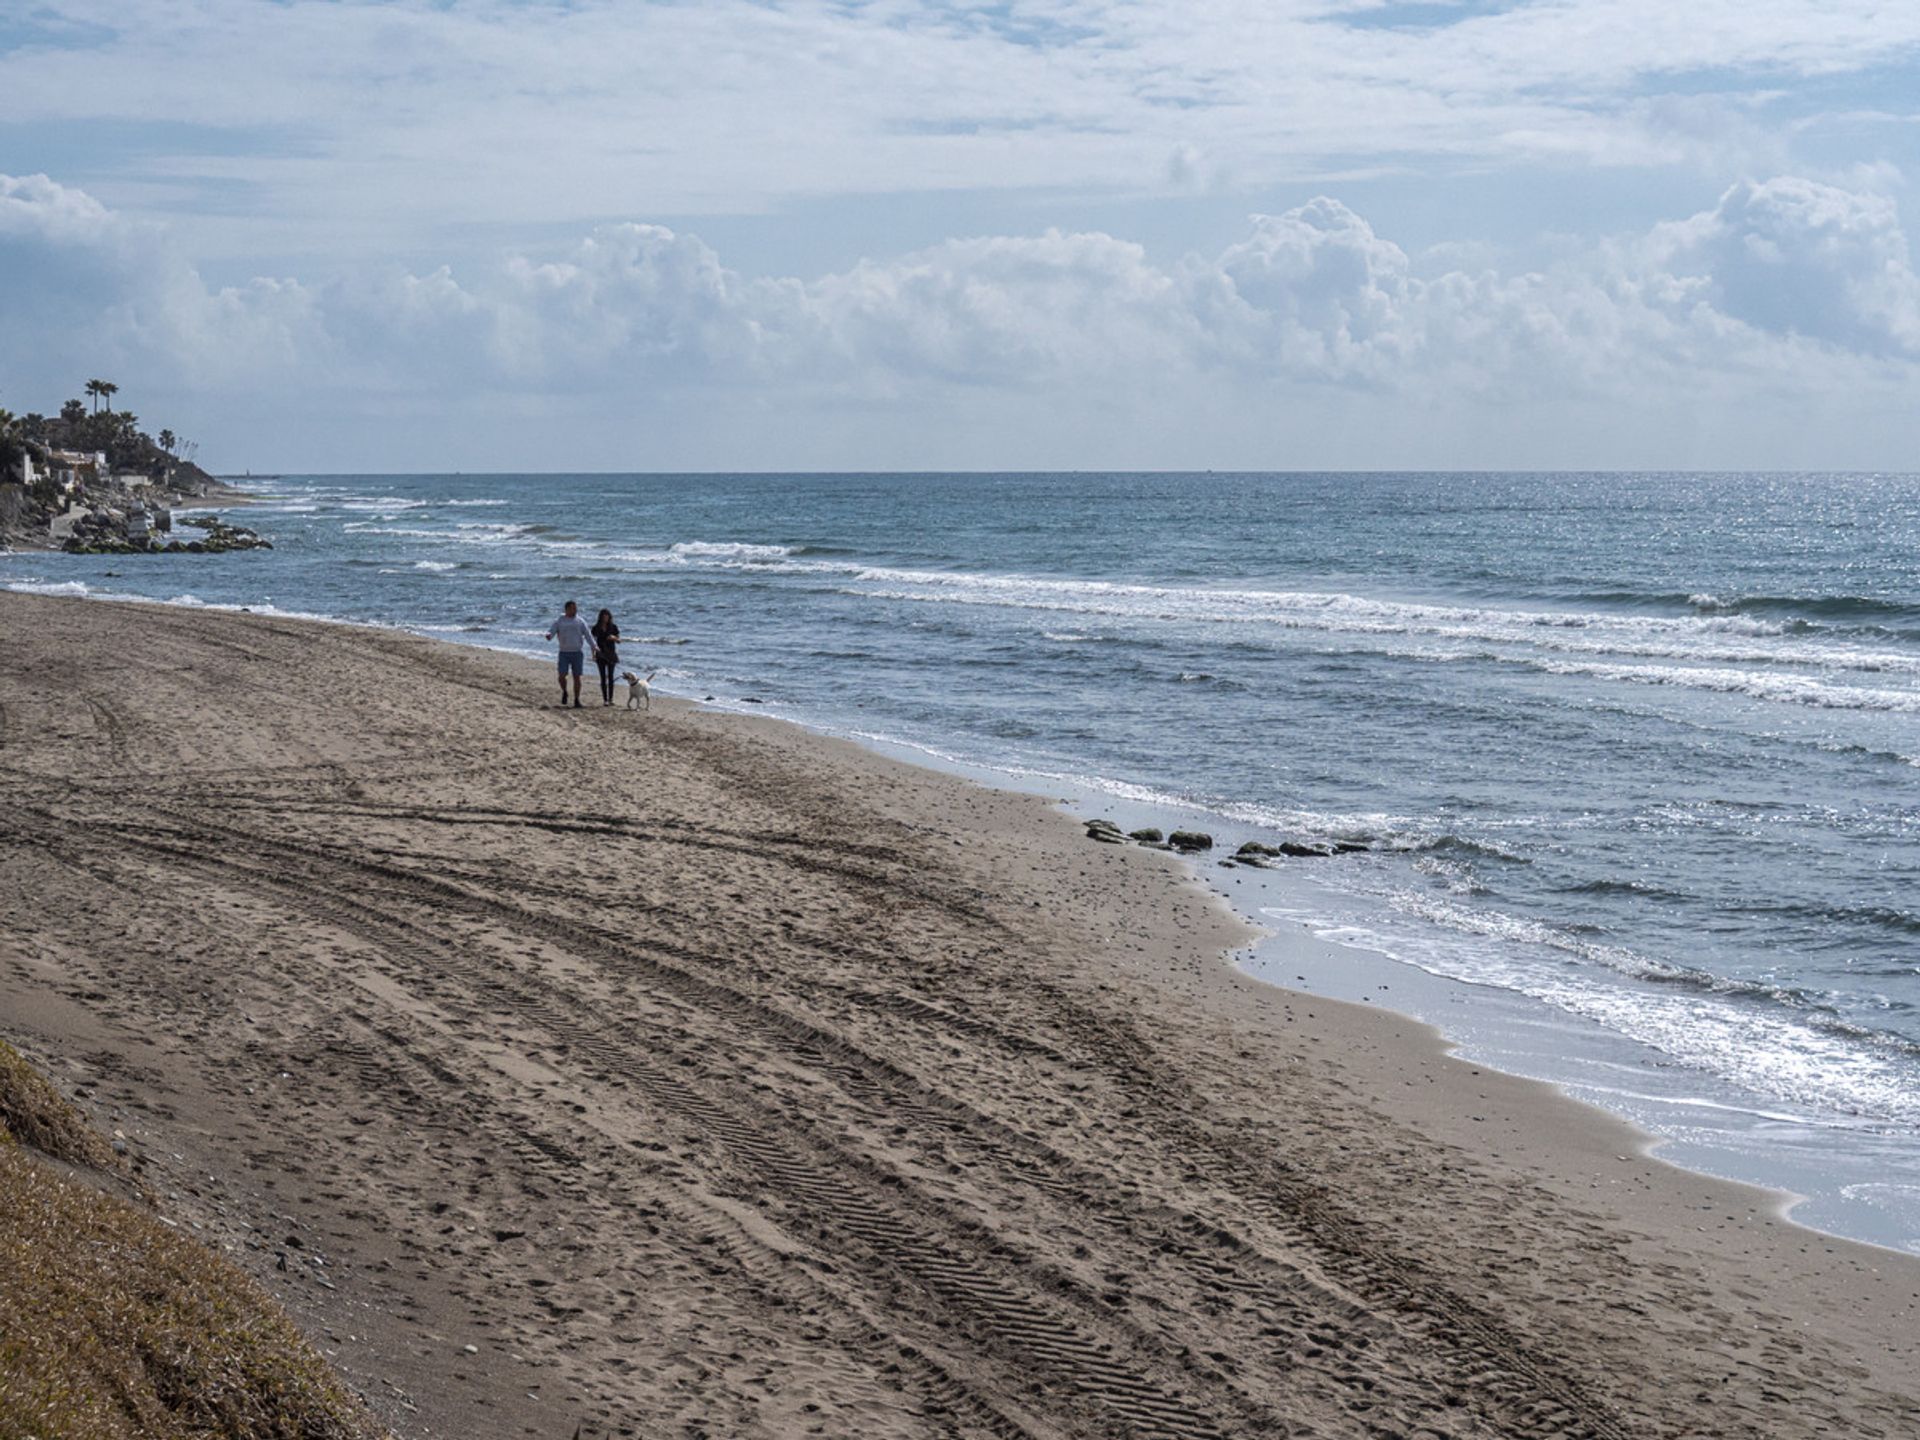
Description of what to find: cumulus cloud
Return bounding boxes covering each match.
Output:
[1652,177,1920,356]
[6,169,1920,457]
[0,173,157,334]
[1205,200,1418,380]
[0,172,320,387]
[803,231,1198,386]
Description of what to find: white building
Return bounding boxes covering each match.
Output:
[44,449,106,492]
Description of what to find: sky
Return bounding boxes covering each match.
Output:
[4,0,1920,472]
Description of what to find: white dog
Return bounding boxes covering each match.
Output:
[622,669,657,711]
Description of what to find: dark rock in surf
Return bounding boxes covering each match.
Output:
[1168,831,1213,852]
[1128,828,1163,843]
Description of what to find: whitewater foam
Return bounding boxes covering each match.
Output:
[6,579,93,597]
[669,540,799,561]
[1263,895,1920,1126]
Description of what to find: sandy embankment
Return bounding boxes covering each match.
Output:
[1,590,1914,1440]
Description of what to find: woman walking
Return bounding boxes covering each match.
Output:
[591,608,623,706]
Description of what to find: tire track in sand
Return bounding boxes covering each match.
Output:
[52,800,1642,1440]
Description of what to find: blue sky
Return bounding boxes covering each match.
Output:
[4,0,1920,470]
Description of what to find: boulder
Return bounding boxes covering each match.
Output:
[1128,828,1163,843]
[1236,841,1280,858]
[1277,841,1336,859]
[1167,830,1213,852]
[178,514,272,552]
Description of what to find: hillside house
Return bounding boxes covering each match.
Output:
[45,449,107,492]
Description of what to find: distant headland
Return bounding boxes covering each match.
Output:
[0,380,268,554]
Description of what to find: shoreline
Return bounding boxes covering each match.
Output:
[6,573,1917,1256]
[2,589,1916,1437]
[848,737,1920,1259]
[692,701,1920,1258]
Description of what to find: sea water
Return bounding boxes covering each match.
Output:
[9,471,1918,1250]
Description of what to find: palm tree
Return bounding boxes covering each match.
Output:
[84,379,118,414]
[159,429,176,455]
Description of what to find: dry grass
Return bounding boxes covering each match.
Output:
[0,1040,389,1440]
[0,1038,116,1170]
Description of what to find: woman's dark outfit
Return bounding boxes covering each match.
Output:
[592,620,621,704]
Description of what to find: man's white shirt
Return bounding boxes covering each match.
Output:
[550,615,593,651]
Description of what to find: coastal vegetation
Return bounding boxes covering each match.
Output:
[4,380,202,483]
[0,1039,387,1440]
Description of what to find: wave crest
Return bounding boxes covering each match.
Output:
[668,541,799,561]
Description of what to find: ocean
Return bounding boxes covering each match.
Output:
[8,470,1918,1251]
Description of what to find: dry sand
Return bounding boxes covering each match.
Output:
[1,589,1915,1439]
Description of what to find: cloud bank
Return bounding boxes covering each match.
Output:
[5,170,1919,468]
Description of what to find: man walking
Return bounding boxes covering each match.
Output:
[546,599,595,709]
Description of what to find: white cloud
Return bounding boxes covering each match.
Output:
[1651,176,1920,355]
[5,169,1920,466]
[1205,200,1418,379]
[6,0,1920,261]
[0,172,322,389]
[801,230,1196,386]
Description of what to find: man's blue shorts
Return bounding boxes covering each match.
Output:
[557,649,584,677]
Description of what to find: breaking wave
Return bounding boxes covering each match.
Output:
[1277,891,1920,1125]
[668,540,800,561]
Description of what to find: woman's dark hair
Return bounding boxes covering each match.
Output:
[595,609,614,627]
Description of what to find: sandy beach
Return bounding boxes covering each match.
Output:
[1,588,1915,1439]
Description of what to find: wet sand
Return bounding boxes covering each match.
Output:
[1,589,1915,1439]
